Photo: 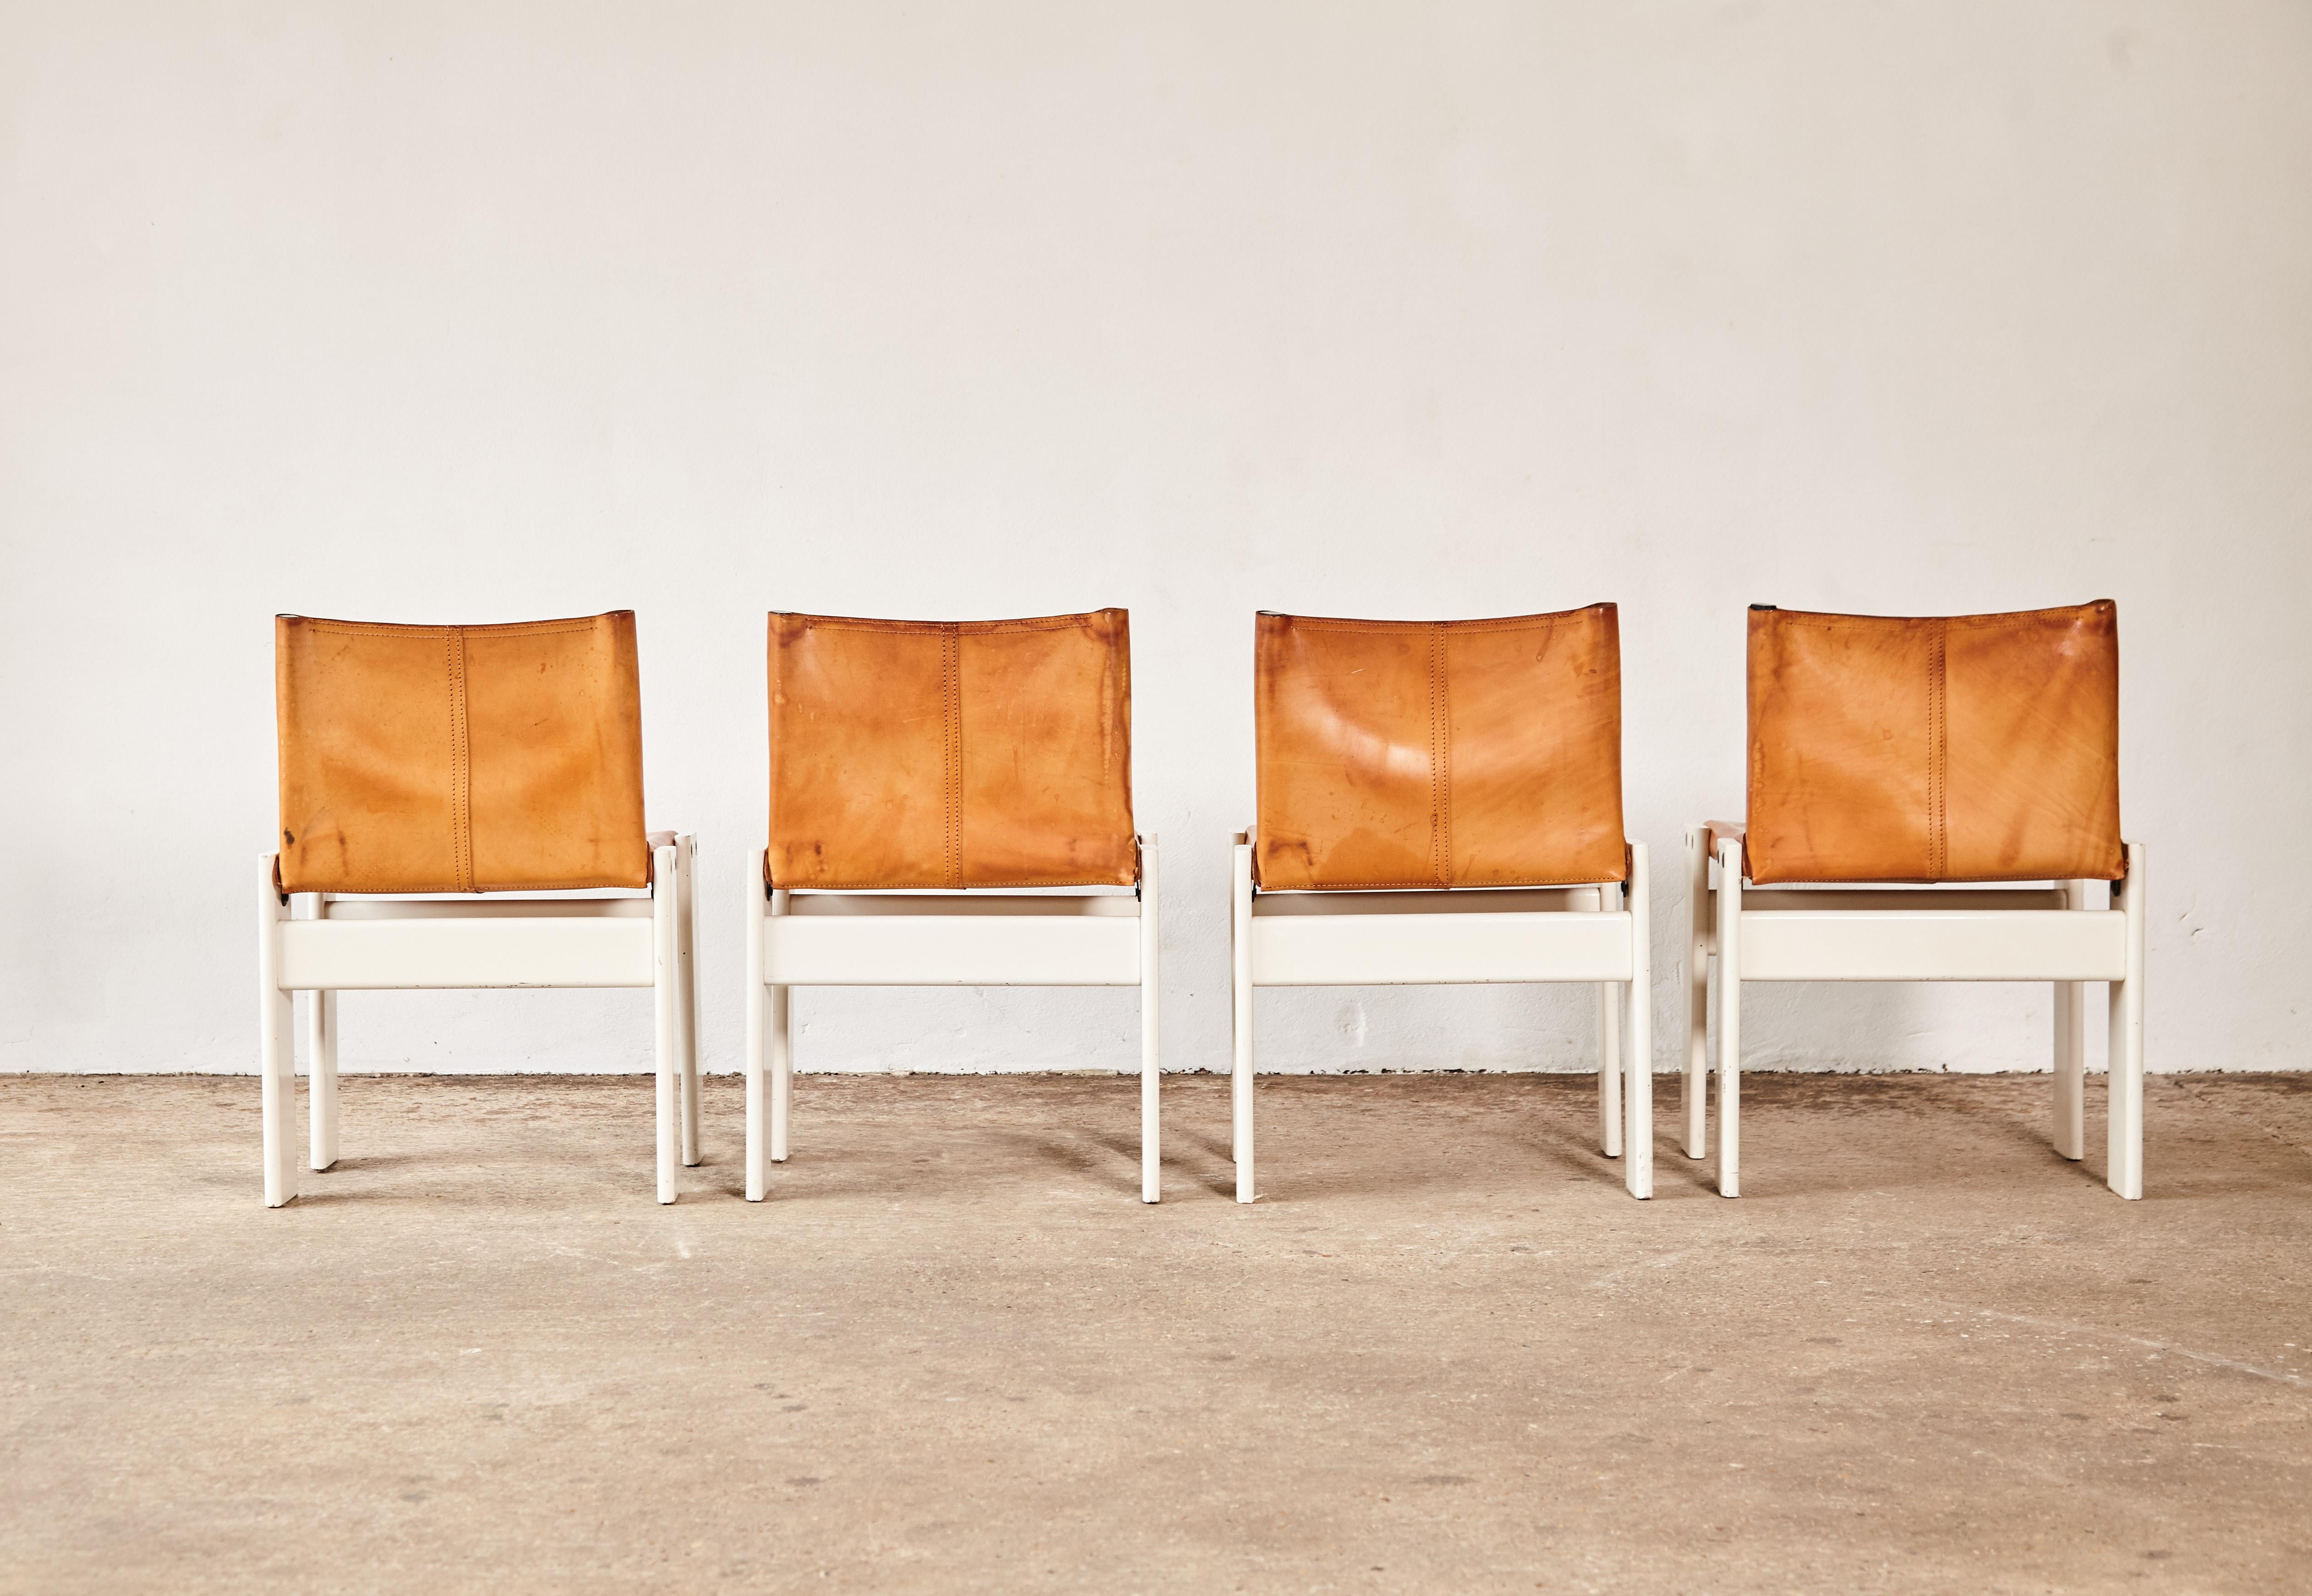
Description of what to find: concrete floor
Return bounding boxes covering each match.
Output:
[2,1071,2307,1594]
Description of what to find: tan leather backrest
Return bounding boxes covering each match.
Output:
[1254,606,1627,890]
[767,610,1137,889]
[275,612,650,894]
[1746,601,2122,884]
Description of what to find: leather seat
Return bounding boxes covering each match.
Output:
[275,611,650,894]
[1253,605,1627,890]
[1744,601,2123,883]
[766,609,1137,889]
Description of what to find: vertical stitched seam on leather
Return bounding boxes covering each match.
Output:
[942,624,962,889]
[1928,620,1947,879]
[1429,622,1449,887]
[447,626,472,893]
[1438,623,1454,886]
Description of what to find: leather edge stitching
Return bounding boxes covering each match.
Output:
[774,614,1112,637]
[1280,614,1580,636]
[291,619,607,639]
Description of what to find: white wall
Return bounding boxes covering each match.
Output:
[4,2,2307,1079]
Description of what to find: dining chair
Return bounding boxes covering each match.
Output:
[258,610,699,1206]
[744,609,1160,1201]
[1688,600,2144,1197]
[1231,605,1652,1203]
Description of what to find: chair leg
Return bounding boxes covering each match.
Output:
[746,853,767,1202]
[257,854,296,1208]
[677,835,701,1169]
[1139,834,1161,1205]
[2052,880,2088,1161]
[1231,840,1256,1203]
[2107,843,2146,1199]
[1595,883,1622,1159]
[1597,980,1623,1157]
[652,841,679,1204]
[1713,838,1743,1198]
[307,988,339,1171]
[1623,843,1653,1199]
[770,888,793,1164]
[1683,827,1710,1160]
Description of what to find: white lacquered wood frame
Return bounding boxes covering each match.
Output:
[745,836,1163,1204]
[256,833,702,1209]
[1683,828,2146,1199]
[1229,832,1653,1204]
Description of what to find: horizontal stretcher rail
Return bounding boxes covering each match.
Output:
[278,916,655,990]
[762,911,1142,986]
[1732,888,2067,913]
[316,898,653,920]
[1737,909,2126,982]
[1251,911,1636,986]
[1250,886,1609,917]
[779,893,1141,918]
